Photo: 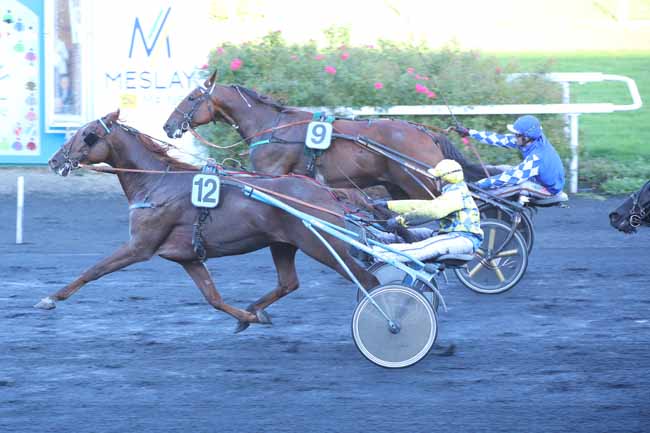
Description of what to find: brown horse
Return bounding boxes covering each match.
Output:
[163,71,494,200]
[41,110,377,332]
[609,181,650,233]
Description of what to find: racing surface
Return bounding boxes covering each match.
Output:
[1,183,649,433]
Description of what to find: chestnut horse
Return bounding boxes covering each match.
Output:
[609,181,650,233]
[163,71,495,199]
[41,110,377,332]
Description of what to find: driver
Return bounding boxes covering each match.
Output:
[371,159,483,262]
[450,115,565,196]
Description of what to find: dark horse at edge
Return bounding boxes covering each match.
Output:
[163,71,498,200]
[41,110,377,332]
[609,180,650,233]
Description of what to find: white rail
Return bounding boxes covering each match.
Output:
[303,73,643,193]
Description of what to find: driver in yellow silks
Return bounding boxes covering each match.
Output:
[372,159,483,262]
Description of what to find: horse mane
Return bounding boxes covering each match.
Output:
[233,85,287,111]
[434,133,500,182]
[121,124,199,171]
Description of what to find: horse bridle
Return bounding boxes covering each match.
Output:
[60,117,112,171]
[174,82,240,130]
[628,181,650,228]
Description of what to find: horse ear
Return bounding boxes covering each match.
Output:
[204,70,218,87]
[106,109,120,123]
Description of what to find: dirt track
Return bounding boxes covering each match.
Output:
[1,169,649,433]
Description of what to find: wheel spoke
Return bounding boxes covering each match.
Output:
[495,248,519,258]
[490,260,506,282]
[468,261,484,277]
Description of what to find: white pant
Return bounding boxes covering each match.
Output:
[372,232,475,263]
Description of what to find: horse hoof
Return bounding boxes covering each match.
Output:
[34,297,56,310]
[234,321,250,334]
[256,309,272,325]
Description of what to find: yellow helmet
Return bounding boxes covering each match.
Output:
[431,159,464,183]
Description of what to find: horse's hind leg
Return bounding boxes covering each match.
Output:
[34,243,153,309]
[180,260,260,327]
[234,243,299,333]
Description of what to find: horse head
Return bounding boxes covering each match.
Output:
[609,181,650,233]
[163,70,233,139]
[49,110,120,176]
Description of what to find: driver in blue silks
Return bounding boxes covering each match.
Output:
[450,115,565,196]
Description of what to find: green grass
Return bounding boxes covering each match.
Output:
[494,52,650,161]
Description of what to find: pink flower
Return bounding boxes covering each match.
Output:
[406,67,415,75]
[366,44,375,49]
[340,52,350,60]
[201,63,209,70]
[415,74,422,80]
[422,76,430,80]
[324,65,337,75]
[462,137,469,145]
[495,66,502,74]
[415,83,428,93]
[216,47,224,55]
[290,54,299,60]
[314,54,325,60]
[230,58,243,71]
[426,90,437,99]
[374,82,384,89]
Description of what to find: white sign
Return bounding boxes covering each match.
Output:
[191,174,220,208]
[87,1,215,160]
[305,121,333,150]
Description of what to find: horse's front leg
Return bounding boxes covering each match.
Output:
[34,243,154,309]
[180,260,266,330]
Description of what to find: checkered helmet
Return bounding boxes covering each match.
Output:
[431,159,464,184]
[507,115,542,139]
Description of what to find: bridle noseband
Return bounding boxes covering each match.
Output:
[628,181,650,228]
[174,82,240,131]
[629,195,649,228]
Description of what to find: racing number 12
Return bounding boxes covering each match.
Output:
[192,175,219,207]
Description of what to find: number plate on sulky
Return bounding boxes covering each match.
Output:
[191,174,221,208]
[305,121,333,150]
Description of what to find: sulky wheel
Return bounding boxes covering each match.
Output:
[453,218,528,294]
[480,204,535,254]
[352,284,437,368]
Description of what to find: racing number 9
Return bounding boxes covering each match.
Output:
[310,124,327,145]
[305,121,332,150]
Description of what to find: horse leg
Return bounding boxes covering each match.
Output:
[34,243,153,309]
[235,243,299,333]
[180,260,262,329]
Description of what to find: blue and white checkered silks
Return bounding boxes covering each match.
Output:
[469,130,518,149]
[477,154,541,189]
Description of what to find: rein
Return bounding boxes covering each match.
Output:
[79,164,346,219]
[190,119,312,152]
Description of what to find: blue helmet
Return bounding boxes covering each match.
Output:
[507,115,543,139]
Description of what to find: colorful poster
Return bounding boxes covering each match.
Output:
[0,1,39,156]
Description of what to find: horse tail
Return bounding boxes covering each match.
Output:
[430,132,501,182]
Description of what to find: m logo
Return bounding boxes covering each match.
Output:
[128,7,172,58]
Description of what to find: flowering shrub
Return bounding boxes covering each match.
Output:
[201,29,567,176]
